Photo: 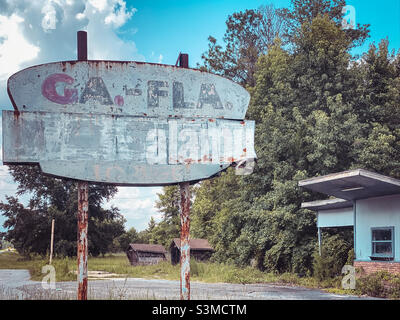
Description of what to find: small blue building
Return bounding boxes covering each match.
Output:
[299,169,400,274]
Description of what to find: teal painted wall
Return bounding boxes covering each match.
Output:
[317,207,354,228]
[355,194,400,262]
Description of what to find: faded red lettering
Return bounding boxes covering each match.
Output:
[114,95,124,106]
[42,73,78,105]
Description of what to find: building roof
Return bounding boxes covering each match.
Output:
[128,243,166,254]
[298,169,400,200]
[171,238,213,251]
[301,198,353,211]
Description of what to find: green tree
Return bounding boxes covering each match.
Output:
[351,40,400,177]
[0,165,125,257]
[238,16,364,273]
[195,10,375,274]
[191,168,241,240]
[200,4,285,87]
[151,186,180,247]
[143,186,193,247]
[280,0,369,48]
[155,186,181,223]
[115,227,139,251]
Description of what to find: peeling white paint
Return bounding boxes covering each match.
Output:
[3,111,256,185]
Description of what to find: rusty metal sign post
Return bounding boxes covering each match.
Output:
[179,181,191,300]
[77,181,89,300]
[77,31,89,300]
[177,54,190,300]
[3,31,256,301]
[178,55,191,300]
[177,55,190,300]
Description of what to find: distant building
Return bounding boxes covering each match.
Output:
[170,238,214,265]
[299,169,400,275]
[126,243,167,266]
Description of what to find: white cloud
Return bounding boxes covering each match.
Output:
[104,0,136,28]
[0,0,143,80]
[0,14,40,81]
[75,12,85,20]
[104,186,163,231]
[88,0,108,12]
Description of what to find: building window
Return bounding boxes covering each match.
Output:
[371,227,394,260]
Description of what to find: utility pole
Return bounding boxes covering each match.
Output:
[49,219,55,265]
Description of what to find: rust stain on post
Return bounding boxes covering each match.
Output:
[179,181,190,300]
[76,30,89,301]
[77,181,88,300]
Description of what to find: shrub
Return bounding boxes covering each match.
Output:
[356,273,385,297]
[55,240,75,258]
[190,259,205,277]
[346,248,354,265]
[356,271,400,299]
[312,234,352,281]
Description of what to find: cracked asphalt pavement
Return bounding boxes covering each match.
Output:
[0,269,380,300]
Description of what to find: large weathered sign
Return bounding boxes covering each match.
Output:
[3,111,255,185]
[4,60,255,185]
[7,61,249,119]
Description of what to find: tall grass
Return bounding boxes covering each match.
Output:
[1,252,303,285]
[0,252,75,281]
[0,251,382,297]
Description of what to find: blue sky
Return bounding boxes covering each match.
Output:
[0,0,399,233]
[123,0,400,66]
[118,0,291,66]
[348,0,400,56]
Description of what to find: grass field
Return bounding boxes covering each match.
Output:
[3,251,399,299]
[0,251,343,289]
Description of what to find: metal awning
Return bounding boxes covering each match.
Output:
[302,198,354,227]
[301,198,353,211]
[299,169,400,200]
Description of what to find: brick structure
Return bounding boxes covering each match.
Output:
[354,261,400,275]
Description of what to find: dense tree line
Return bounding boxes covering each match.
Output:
[150,0,399,276]
[194,0,398,275]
